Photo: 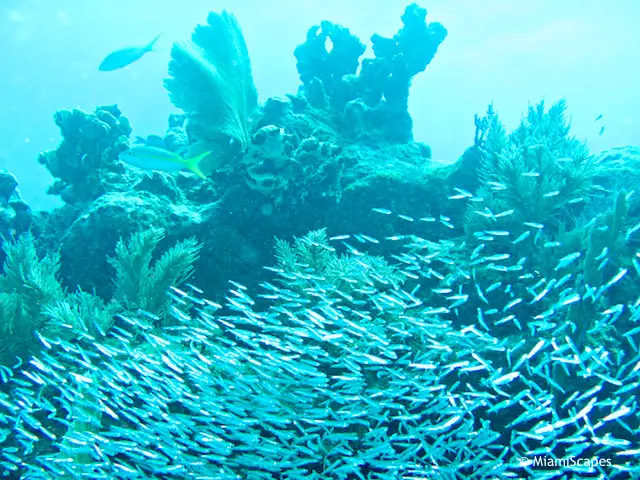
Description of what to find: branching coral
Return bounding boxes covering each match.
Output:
[0,228,202,363]
[364,3,447,112]
[164,11,258,166]
[0,233,120,363]
[294,21,366,107]
[567,190,634,349]
[44,291,119,339]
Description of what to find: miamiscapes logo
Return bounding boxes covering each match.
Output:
[519,456,612,469]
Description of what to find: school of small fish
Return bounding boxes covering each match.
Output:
[1,193,639,479]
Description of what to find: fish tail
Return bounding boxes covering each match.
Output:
[186,151,211,180]
[146,33,164,52]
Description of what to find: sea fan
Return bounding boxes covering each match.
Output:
[164,11,258,160]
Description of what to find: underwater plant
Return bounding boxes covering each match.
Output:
[0,234,66,362]
[275,228,405,292]
[467,100,601,235]
[109,227,202,322]
[0,228,201,364]
[164,11,258,167]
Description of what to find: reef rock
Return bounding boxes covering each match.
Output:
[0,170,31,244]
[38,105,132,204]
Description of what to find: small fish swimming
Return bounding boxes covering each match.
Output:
[99,33,163,71]
[134,134,166,148]
[118,146,210,179]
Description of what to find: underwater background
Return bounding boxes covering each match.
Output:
[1,0,640,478]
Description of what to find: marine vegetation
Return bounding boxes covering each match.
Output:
[164,10,258,169]
[0,228,200,364]
[0,3,639,479]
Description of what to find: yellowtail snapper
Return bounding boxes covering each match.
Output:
[118,146,210,179]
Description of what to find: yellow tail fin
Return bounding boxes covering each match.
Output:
[185,151,211,179]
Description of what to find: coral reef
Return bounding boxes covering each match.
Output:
[466,100,601,237]
[294,21,366,106]
[0,170,31,245]
[0,228,200,362]
[274,228,405,292]
[594,145,640,216]
[109,227,201,320]
[37,105,132,204]
[0,234,65,363]
[294,3,447,143]
[1,4,639,476]
[1,217,639,477]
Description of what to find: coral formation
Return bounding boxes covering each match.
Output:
[294,21,366,106]
[164,10,258,171]
[466,100,601,236]
[109,227,201,320]
[1,3,639,478]
[0,170,31,246]
[294,3,447,143]
[37,105,132,204]
[0,234,65,363]
[275,228,405,292]
[0,228,200,362]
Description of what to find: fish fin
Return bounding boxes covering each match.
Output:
[185,151,211,180]
[145,33,164,52]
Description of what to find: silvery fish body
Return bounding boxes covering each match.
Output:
[118,145,209,179]
[99,33,162,71]
[119,145,186,172]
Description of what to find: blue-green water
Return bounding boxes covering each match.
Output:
[0,2,639,478]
